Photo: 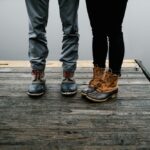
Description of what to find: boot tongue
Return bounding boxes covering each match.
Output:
[63,71,75,83]
[63,72,74,78]
[32,70,45,81]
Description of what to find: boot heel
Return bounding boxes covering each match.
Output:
[111,93,117,99]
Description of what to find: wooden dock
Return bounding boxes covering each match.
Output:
[0,60,150,150]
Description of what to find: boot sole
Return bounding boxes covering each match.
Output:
[27,92,45,97]
[81,92,87,97]
[61,91,77,96]
[86,93,117,103]
[81,89,96,97]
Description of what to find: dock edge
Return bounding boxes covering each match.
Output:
[135,59,150,82]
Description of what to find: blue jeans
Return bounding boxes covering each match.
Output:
[25,0,79,72]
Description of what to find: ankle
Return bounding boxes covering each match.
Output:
[32,70,45,80]
[63,71,74,79]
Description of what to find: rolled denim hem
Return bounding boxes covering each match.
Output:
[31,64,45,72]
[63,68,76,73]
[63,69,75,73]
[62,63,76,73]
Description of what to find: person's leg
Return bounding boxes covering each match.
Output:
[85,0,108,68]
[108,0,128,76]
[25,0,49,71]
[86,0,128,102]
[58,0,79,95]
[81,0,107,96]
[58,0,79,72]
[25,0,49,96]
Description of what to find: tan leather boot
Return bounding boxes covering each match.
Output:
[81,65,105,96]
[86,71,119,102]
[98,71,118,92]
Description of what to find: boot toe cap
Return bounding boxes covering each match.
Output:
[28,83,46,96]
[61,83,77,95]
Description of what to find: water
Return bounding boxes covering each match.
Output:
[0,0,150,72]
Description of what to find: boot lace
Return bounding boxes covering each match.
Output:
[32,70,44,81]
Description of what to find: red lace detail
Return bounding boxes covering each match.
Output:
[63,72,74,78]
[32,70,44,80]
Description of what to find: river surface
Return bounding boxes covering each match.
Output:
[0,0,150,72]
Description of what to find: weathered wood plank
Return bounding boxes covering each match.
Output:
[0,60,137,68]
[0,67,142,73]
[0,78,149,85]
[0,72,146,79]
[0,145,142,150]
[0,60,150,149]
[0,145,150,150]
[0,130,150,148]
[0,84,150,99]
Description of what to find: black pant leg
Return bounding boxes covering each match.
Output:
[85,0,108,68]
[108,0,128,75]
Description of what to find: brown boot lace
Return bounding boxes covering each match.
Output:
[63,71,74,78]
[32,70,45,81]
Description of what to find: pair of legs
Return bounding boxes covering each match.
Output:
[25,0,79,96]
[82,0,128,102]
[86,0,128,75]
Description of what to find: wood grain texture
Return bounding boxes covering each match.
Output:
[0,60,150,150]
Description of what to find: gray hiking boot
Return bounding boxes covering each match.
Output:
[27,70,46,97]
[61,72,77,96]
